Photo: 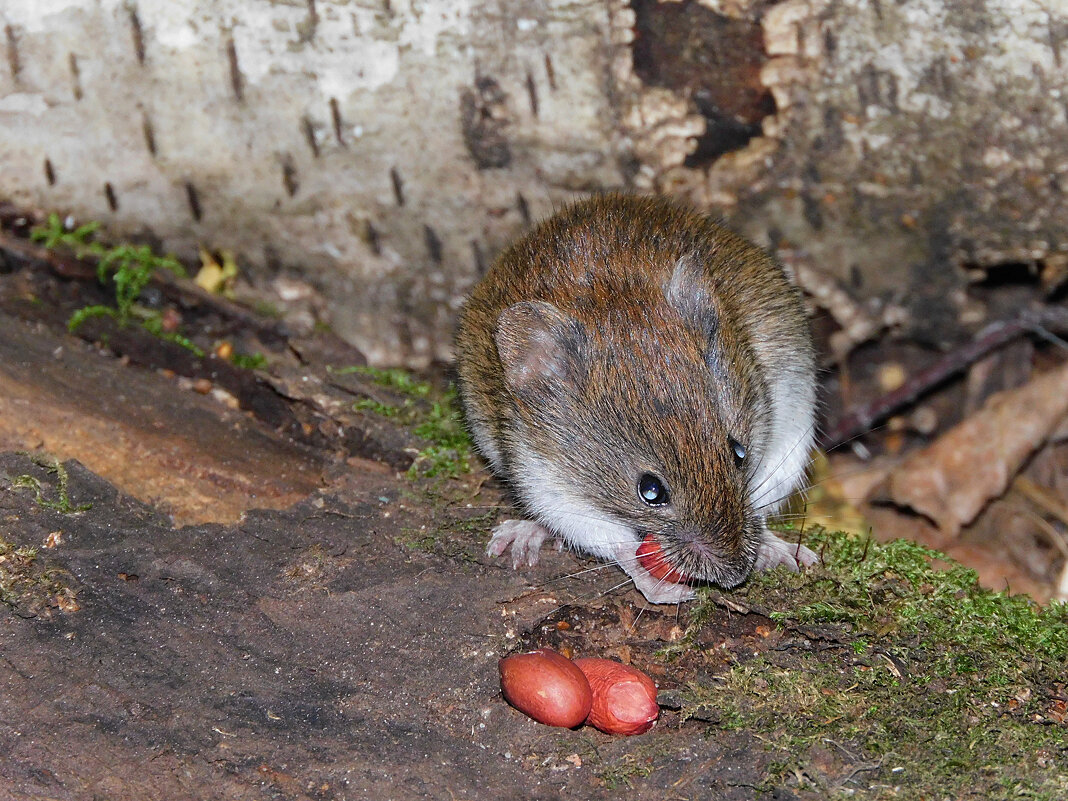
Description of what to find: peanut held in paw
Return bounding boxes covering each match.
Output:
[574,657,659,735]
[636,535,688,584]
[499,648,593,728]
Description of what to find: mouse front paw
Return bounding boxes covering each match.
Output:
[753,531,819,573]
[613,543,696,605]
[487,519,554,569]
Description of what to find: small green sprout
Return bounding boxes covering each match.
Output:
[335,366,473,478]
[10,456,91,514]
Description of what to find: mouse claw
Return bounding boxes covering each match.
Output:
[486,519,553,569]
[754,531,819,573]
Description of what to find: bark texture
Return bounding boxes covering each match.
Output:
[0,0,1064,363]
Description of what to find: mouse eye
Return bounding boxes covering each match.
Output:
[637,473,671,506]
[729,437,747,466]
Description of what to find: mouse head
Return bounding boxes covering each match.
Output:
[493,258,774,588]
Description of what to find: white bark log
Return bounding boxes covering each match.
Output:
[0,0,1064,364]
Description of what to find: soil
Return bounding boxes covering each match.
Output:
[0,448,786,801]
[0,259,783,800]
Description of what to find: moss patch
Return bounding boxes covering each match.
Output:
[394,482,497,561]
[33,214,188,336]
[677,528,1068,799]
[0,536,78,617]
[31,214,266,368]
[596,752,656,790]
[333,365,474,478]
[9,456,92,514]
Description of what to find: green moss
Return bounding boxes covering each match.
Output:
[32,214,186,331]
[337,366,473,478]
[394,525,478,559]
[395,529,441,552]
[10,456,91,514]
[353,398,401,418]
[677,528,1068,798]
[596,753,655,790]
[30,214,101,255]
[251,300,283,319]
[397,509,496,558]
[393,484,496,560]
[0,535,77,615]
[229,351,267,370]
[749,530,1067,682]
[408,397,473,478]
[31,214,203,352]
[139,313,205,357]
[32,214,273,369]
[67,304,118,332]
[329,364,432,397]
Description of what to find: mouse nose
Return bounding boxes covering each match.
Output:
[671,525,757,587]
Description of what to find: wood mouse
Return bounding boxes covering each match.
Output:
[455,194,817,604]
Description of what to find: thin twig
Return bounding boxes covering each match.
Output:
[820,306,1068,450]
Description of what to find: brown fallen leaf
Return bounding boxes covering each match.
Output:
[940,541,1050,602]
[884,361,1068,539]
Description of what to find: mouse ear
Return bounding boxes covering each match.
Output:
[666,255,718,342]
[494,301,586,396]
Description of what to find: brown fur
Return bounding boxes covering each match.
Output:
[455,194,815,590]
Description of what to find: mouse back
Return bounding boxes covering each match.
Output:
[455,194,815,585]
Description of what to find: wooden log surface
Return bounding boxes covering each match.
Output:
[1,0,1065,364]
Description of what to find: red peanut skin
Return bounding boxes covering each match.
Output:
[574,657,659,735]
[635,535,688,584]
[499,648,593,728]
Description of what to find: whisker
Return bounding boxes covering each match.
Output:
[634,603,650,625]
[747,421,819,509]
[543,560,623,582]
[748,417,896,511]
[753,453,895,515]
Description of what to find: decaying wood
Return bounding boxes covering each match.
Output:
[0,231,429,485]
[778,248,899,362]
[880,362,1068,538]
[0,312,323,526]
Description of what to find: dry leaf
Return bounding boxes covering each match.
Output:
[885,362,1068,538]
[194,247,238,296]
